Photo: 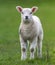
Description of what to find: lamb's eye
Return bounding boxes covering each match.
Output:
[30,12,32,14]
[22,12,24,14]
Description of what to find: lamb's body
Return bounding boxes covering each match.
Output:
[16,6,43,60]
[20,16,43,41]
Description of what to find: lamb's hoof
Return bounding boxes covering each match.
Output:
[21,57,27,60]
[30,57,34,60]
[37,55,42,59]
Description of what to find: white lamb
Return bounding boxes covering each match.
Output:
[16,6,43,60]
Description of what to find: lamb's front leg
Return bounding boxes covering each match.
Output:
[30,37,37,59]
[20,36,27,60]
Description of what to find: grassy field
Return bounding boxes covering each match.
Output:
[0,0,55,65]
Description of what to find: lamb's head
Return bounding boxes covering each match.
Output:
[16,6,38,23]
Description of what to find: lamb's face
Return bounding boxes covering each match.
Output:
[16,6,38,23]
[21,8,32,22]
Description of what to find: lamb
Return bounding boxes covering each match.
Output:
[16,6,43,60]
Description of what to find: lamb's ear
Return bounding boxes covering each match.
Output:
[16,6,22,13]
[31,6,38,13]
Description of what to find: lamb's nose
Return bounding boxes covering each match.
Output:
[25,16,28,19]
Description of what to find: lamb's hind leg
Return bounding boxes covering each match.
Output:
[37,35,43,58]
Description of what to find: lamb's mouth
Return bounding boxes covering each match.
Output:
[24,20,30,24]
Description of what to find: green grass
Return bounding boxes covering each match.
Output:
[0,0,55,65]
